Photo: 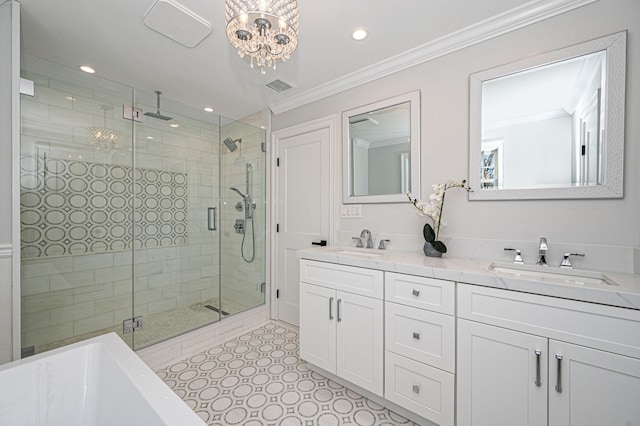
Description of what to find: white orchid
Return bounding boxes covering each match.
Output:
[407,179,471,254]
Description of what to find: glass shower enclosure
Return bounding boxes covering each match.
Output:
[19,56,266,355]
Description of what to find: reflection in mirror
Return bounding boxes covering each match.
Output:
[343,91,420,204]
[469,32,626,200]
[349,102,410,196]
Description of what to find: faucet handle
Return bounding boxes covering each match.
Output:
[504,248,524,264]
[352,236,363,248]
[560,252,585,269]
[378,239,390,250]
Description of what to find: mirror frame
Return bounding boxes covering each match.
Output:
[342,90,421,204]
[468,31,626,200]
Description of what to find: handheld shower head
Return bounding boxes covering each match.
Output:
[223,137,242,152]
[229,187,249,200]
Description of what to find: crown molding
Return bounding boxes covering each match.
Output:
[270,0,598,115]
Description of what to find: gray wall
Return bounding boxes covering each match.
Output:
[0,0,18,364]
[0,1,14,244]
[272,0,640,256]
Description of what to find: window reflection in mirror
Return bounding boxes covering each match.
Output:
[349,102,411,196]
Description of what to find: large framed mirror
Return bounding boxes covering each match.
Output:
[343,91,420,203]
[469,31,626,200]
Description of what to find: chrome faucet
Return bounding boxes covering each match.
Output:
[504,248,524,264]
[378,239,391,250]
[560,252,585,269]
[537,237,548,266]
[360,229,374,249]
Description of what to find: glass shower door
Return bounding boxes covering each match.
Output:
[20,56,135,354]
[131,91,221,349]
[219,119,266,315]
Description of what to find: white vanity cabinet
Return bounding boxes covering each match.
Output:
[384,273,456,426]
[457,283,640,426]
[299,259,384,396]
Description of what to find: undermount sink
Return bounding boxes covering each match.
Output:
[489,262,618,287]
[329,248,383,259]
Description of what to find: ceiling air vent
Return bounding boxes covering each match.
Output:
[266,79,295,93]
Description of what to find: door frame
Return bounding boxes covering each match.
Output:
[269,115,338,321]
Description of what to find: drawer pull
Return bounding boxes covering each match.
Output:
[412,385,420,394]
[555,354,563,393]
[535,349,542,387]
[412,332,420,340]
[411,289,420,297]
[329,297,334,320]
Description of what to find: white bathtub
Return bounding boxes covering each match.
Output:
[0,333,205,426]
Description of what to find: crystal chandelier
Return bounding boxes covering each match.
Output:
[88,105,121,152]
[225,0,299,75]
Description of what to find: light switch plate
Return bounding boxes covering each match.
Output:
[340,204,362,218]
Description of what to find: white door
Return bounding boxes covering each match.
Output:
[549,340,640,426]
[275,127,331,326]
[298,283,336,373]
[336,291,384,396]
[457,319,548,426]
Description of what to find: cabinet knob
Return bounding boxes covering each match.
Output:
[412,385,420,394]
[412,332,420,340]
[411,289,420,297]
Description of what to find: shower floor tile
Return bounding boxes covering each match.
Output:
[35,297,255,354]
[155,321,419,426]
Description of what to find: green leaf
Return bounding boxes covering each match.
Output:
[431,240,447,253]
[423,223,435,242]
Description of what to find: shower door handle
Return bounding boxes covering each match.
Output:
[207,207,217,231]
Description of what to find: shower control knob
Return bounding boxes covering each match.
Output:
[311,240,327,247]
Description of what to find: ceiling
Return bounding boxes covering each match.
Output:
[19,0,557,120]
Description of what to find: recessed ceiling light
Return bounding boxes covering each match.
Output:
[79,65,96,74]
[147,136,154,140]
[352,28,367,41]
[204,107,214,112]
[170,123,180,128]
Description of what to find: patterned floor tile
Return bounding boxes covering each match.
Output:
[155,322,418,426]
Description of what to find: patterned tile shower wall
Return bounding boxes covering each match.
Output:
[20,156,188,259]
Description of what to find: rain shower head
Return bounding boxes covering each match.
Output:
[144,91,173,121]
[223,137,242,152]
[229,187,249,200]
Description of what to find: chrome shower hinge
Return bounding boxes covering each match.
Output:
[123,105,143,122]
[123,316,143,334]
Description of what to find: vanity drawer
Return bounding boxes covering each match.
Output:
[385,351,454,426]
[300,259,383,299]
[385,272,455,315]
[385,302,455,373]
[458,283,640,359]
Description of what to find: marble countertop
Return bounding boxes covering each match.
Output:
[297,247,640,310]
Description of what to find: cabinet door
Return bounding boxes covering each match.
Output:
[336,291,384,396]
[299,283,336,373]
[549,340,640,426]
[457,319,548,426]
